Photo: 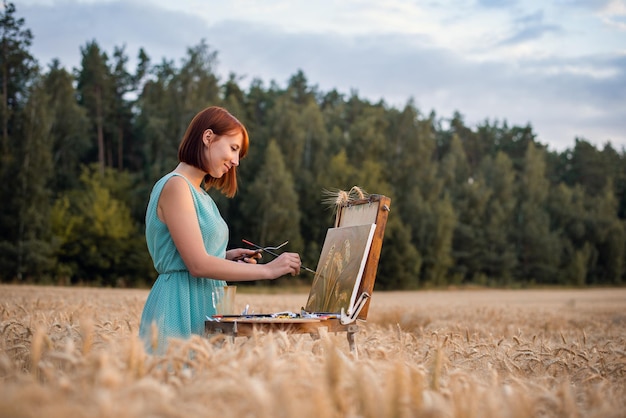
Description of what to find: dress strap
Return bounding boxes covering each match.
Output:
[168,172,206,194]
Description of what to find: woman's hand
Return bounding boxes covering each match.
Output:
[226,248,262,264]
[228,249,300,278]
[266,252,301,277]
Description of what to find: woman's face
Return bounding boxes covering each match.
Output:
[203,129,244,178]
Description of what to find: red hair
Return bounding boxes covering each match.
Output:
[178,106,249,197]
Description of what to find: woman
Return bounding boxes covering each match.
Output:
[139,106,301,353]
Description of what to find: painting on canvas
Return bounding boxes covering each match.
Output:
[305,223,377,314]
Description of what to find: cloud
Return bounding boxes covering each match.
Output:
[559,0,615,12]
[602,12,626,30]
[207,19,625,148]
[477,0,519,8]
[17,0,626,151]
[22,1,204,69]
[498,10,562,45]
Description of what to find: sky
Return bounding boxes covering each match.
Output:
[17,0,626,152]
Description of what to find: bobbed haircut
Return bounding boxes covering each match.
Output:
[178,106,249,197]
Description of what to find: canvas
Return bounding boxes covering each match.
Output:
[305,223,377,315]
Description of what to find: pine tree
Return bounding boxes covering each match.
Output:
[13,77,55,280]
[76,40,111,173]
[173,40,220,135]
[0,1,40,281]
[480,152,518,284]
[515,142,561,284]
[108,45,134,170]
[378,215,422,289]
[0,1,36,157]
[44,60,90,193]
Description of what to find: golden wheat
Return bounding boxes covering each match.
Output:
[0,285,624,417]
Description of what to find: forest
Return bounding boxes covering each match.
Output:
[0,2,624,289]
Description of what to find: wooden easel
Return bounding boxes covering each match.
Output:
[205,193,391,355]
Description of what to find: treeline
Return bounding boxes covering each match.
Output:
[1,3,624,288]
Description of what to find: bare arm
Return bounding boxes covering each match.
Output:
[157,176,300,280]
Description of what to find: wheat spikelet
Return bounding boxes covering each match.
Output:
[321,186,369,212]
[125,334,146,378]
[353,361,384,418]
[323,339,350,415]
[429,347,444,391]
[79,317,94,355]
[322,188,349,210]
[385,359,412,418]
[30,325,46,379]
[348,185,367,200]
[94,351,122,389]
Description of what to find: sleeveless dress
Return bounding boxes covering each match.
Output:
[139,172,228,354]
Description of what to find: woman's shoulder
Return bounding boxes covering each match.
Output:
[153,174,197,217]
[153,172,189,191]
[149,173,192,205]
[159,173,194,197]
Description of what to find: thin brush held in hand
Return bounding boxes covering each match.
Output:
[233,240,288,260]
[242,239,317,274]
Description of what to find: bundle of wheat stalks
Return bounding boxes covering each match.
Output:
[0,285,624,417]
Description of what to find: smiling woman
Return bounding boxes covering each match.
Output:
[138,106,303,354]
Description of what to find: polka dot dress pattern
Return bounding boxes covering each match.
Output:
[139,173,228,354]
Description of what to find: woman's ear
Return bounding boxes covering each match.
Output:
[203,129,214,146]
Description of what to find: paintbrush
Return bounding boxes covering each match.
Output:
[242,239,317,274]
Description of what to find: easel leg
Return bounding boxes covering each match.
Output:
[205,323,237,346]
[347,331,358,359]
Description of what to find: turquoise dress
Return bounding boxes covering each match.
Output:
[139,172,228,354]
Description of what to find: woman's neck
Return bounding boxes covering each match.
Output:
[173,163,205,189]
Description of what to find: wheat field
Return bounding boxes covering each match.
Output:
[0,285,624,417]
